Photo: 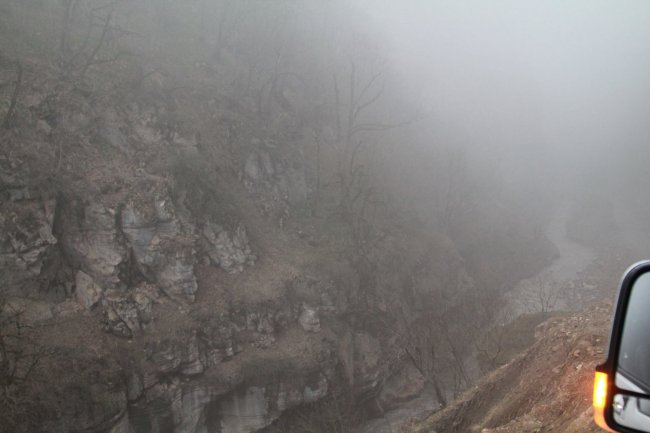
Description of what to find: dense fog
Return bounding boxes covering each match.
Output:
[368,0,650,220]
[1,1,650,432]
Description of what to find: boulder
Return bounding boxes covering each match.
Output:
[75,270,102,309]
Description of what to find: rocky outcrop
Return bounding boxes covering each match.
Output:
[60,200,126,289]
[202,222,254,273]
[101,283,158,337]
[74,270,102,308]
[0,41,431,433]
[102,292,143,337]
[0,181,58,297]
[0,139,419,433]
[121,192,198,302]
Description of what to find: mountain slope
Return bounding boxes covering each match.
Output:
[405,304,612,433]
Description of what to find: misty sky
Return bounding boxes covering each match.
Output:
[358,0,650,195]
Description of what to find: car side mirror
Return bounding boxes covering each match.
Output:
[595,261,650,432]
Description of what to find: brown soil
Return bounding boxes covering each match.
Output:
[404,303,613,433]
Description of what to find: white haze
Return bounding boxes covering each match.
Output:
[360,0,650,200]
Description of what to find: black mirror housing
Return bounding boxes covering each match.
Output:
[595,261,650,432]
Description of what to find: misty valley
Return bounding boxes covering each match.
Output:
[1,2,649,433]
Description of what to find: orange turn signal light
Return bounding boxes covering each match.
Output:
[594,371,608,409]
[594,371,614,432]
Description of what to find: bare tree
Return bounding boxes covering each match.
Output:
[518,275,560,314]
[328,62,418,263]
[58,0,131,82]
[399,309,448,408]
[2,62,23,130]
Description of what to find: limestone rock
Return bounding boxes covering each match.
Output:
[121,194,198,302]
[60,201,126,288]
[75,270,102,309]
[202,222,254,273]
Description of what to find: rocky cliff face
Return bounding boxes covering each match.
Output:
[1,156,426,433]
[1,163,425,433]
[0,5,561,431]
[0,56,433,433]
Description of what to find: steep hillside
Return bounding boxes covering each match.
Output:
[404,303,612,433]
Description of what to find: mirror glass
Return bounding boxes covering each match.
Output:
[615,271,650,431]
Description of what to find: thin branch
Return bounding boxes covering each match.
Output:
[356,71,382,106]
[79,8,114,80]
[352,79,385,123]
